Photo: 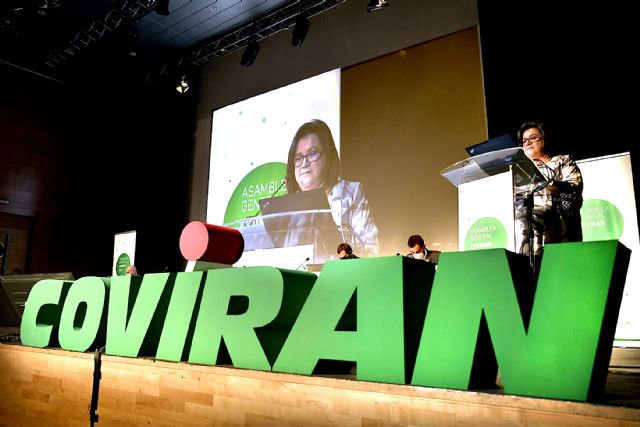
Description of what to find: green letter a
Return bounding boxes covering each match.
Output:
[274,256,434,384]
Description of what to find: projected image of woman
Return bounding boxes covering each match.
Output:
[286,119,379,256]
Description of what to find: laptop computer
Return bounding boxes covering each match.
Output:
[465,134,518,157]
[259,188,330,215]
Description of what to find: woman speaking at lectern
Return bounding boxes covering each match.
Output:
[514,120,583,256]
[285,119,379,257]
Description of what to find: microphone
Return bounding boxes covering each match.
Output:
[247,178,287,218]
[296,257,310,270]
[274,177,288,194]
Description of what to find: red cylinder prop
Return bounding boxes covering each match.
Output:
[179,221,244,265]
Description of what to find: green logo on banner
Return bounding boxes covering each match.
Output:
[224,162,287,226]
[581,199,624,241]
[464,217,508,251]
[116,253,131,276]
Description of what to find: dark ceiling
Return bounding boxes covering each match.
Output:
[1,0,344,84]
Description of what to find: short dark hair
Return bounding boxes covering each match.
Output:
[517,120,548,149]
[286,119,341,193]
[407,235,425,248]
[337,243,353,255]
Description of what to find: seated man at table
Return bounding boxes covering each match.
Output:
[406,235,440,265]
[337,243,359,260]
[125,265,138,276]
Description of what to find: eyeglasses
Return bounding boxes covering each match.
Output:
[294,148,323,167]
[522,134,543,144]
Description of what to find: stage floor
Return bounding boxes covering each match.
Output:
[1,338,639,426]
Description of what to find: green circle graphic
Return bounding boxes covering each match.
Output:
[116,253,131,276]
[464,217,508,251]
[581,199,624,241]
[223,162,287,225]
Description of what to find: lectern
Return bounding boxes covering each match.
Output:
[441,147,547,259]
[262,209,341,262]
[225,189,342,266]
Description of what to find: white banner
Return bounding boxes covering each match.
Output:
[112,230,137,276]
[458,171,515,252]
[577,153,639,344]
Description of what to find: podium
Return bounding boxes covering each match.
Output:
[225,208,342,265]
[262,208,342,263]
[440,147,547,255]
[441,147,544,188]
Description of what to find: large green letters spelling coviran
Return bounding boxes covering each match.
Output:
[19,241,629,401]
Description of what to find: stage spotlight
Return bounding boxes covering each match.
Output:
[291,14,310,47]
[366,0,388,13]
[126,25,138,57]
[240,40,260,67]
[156,0,170,16]
[176,75,189,93]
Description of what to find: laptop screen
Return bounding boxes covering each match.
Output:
[259,188,330,215]
[465,134,518,157]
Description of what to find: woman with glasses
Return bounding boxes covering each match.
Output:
[285,119,379,257]
[514,120,583,257]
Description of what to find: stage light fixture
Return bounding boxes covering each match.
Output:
[291,14,310,47]
[126,24,138,57]
[240,40,260,67]
[366,0,388,13]
[37,0,61,15]
[176,75,189,93]
[156,0,170,16]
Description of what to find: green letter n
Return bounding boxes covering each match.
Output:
[411,241,629,401]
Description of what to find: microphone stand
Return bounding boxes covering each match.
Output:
[523,190,536,277]
[0,234,8,275]
[521,179,552,279]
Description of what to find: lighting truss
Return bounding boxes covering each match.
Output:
[44,0,345,83]
[45,0,159,68]
[187,0,344,67]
